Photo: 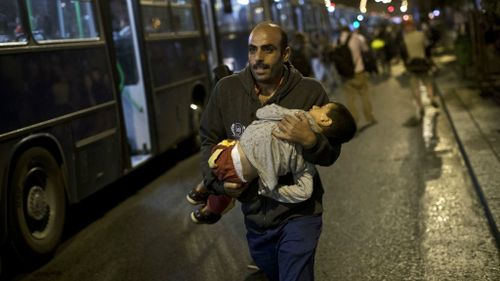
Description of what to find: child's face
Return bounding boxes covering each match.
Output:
[309,103,335,125]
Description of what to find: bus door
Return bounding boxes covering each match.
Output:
[200,0,222,78]
[110,0,152,167]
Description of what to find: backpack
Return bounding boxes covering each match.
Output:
[362,49,378,74]
[331,33,355,78]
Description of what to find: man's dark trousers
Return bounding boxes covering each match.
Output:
[246,214,322,281]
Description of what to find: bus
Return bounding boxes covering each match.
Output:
[0,0,211,266]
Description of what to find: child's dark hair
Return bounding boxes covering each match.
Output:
[322,102,356,144]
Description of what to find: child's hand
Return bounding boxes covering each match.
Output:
[273,112,317,149]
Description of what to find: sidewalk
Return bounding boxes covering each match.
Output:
[434,55,500,245]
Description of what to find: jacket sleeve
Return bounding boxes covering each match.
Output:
[199,83,227,195]
[264,162,315,203]
[302,133,341,166]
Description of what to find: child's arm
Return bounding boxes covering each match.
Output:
[259,162,315,203]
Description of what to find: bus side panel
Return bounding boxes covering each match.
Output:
[145,38,209,152]
[72,107,122,200]
[154,85,191,152]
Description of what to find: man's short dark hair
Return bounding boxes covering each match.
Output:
[323,102,356,144]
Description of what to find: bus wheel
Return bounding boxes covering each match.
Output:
[8,147,66,263]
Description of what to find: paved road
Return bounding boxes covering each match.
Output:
[7,63,500,281]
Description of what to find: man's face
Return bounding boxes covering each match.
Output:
[248,27,289,84]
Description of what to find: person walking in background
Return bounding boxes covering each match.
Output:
[454,23,472,79]
[198,21,343,281]
[373,25,397,75]
[289,31,314,77]
[335,26,377,128]
[401,19,437,123]
[384,25,399,74]
[357,25,379,77]
[371,26,387,74]
[310,32,338,93]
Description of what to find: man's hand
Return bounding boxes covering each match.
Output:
[223,182,247,198]
[272,112,317,149]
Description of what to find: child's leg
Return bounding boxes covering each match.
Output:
[190,195,234,225]
[190,139,240,224]
[186,181,209,205]
[205,194,234,214]
[194,181,208,193]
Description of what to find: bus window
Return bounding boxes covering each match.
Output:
[141,1,172,34]
[148,37,206,86]
[215,0,251,33]
[0,0,25,44]
[25,0,99,42]
[171,1,196,32]
[213,0,254,71]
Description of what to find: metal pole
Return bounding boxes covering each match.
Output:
[57,0,66,38]
[209,0,224,65]
[74,1,84,38]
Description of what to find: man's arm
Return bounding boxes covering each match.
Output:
[273,111,341,166]
[303,130,342,166]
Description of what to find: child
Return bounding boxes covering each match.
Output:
[187,102,356,224]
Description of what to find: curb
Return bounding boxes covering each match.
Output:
[435,74,500,248]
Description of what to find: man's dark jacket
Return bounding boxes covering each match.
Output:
[199,63,341,231]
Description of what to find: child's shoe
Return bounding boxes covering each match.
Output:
[186,182,209,205]
[190,206,221,224]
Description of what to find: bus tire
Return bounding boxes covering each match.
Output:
[7,147,66,264]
